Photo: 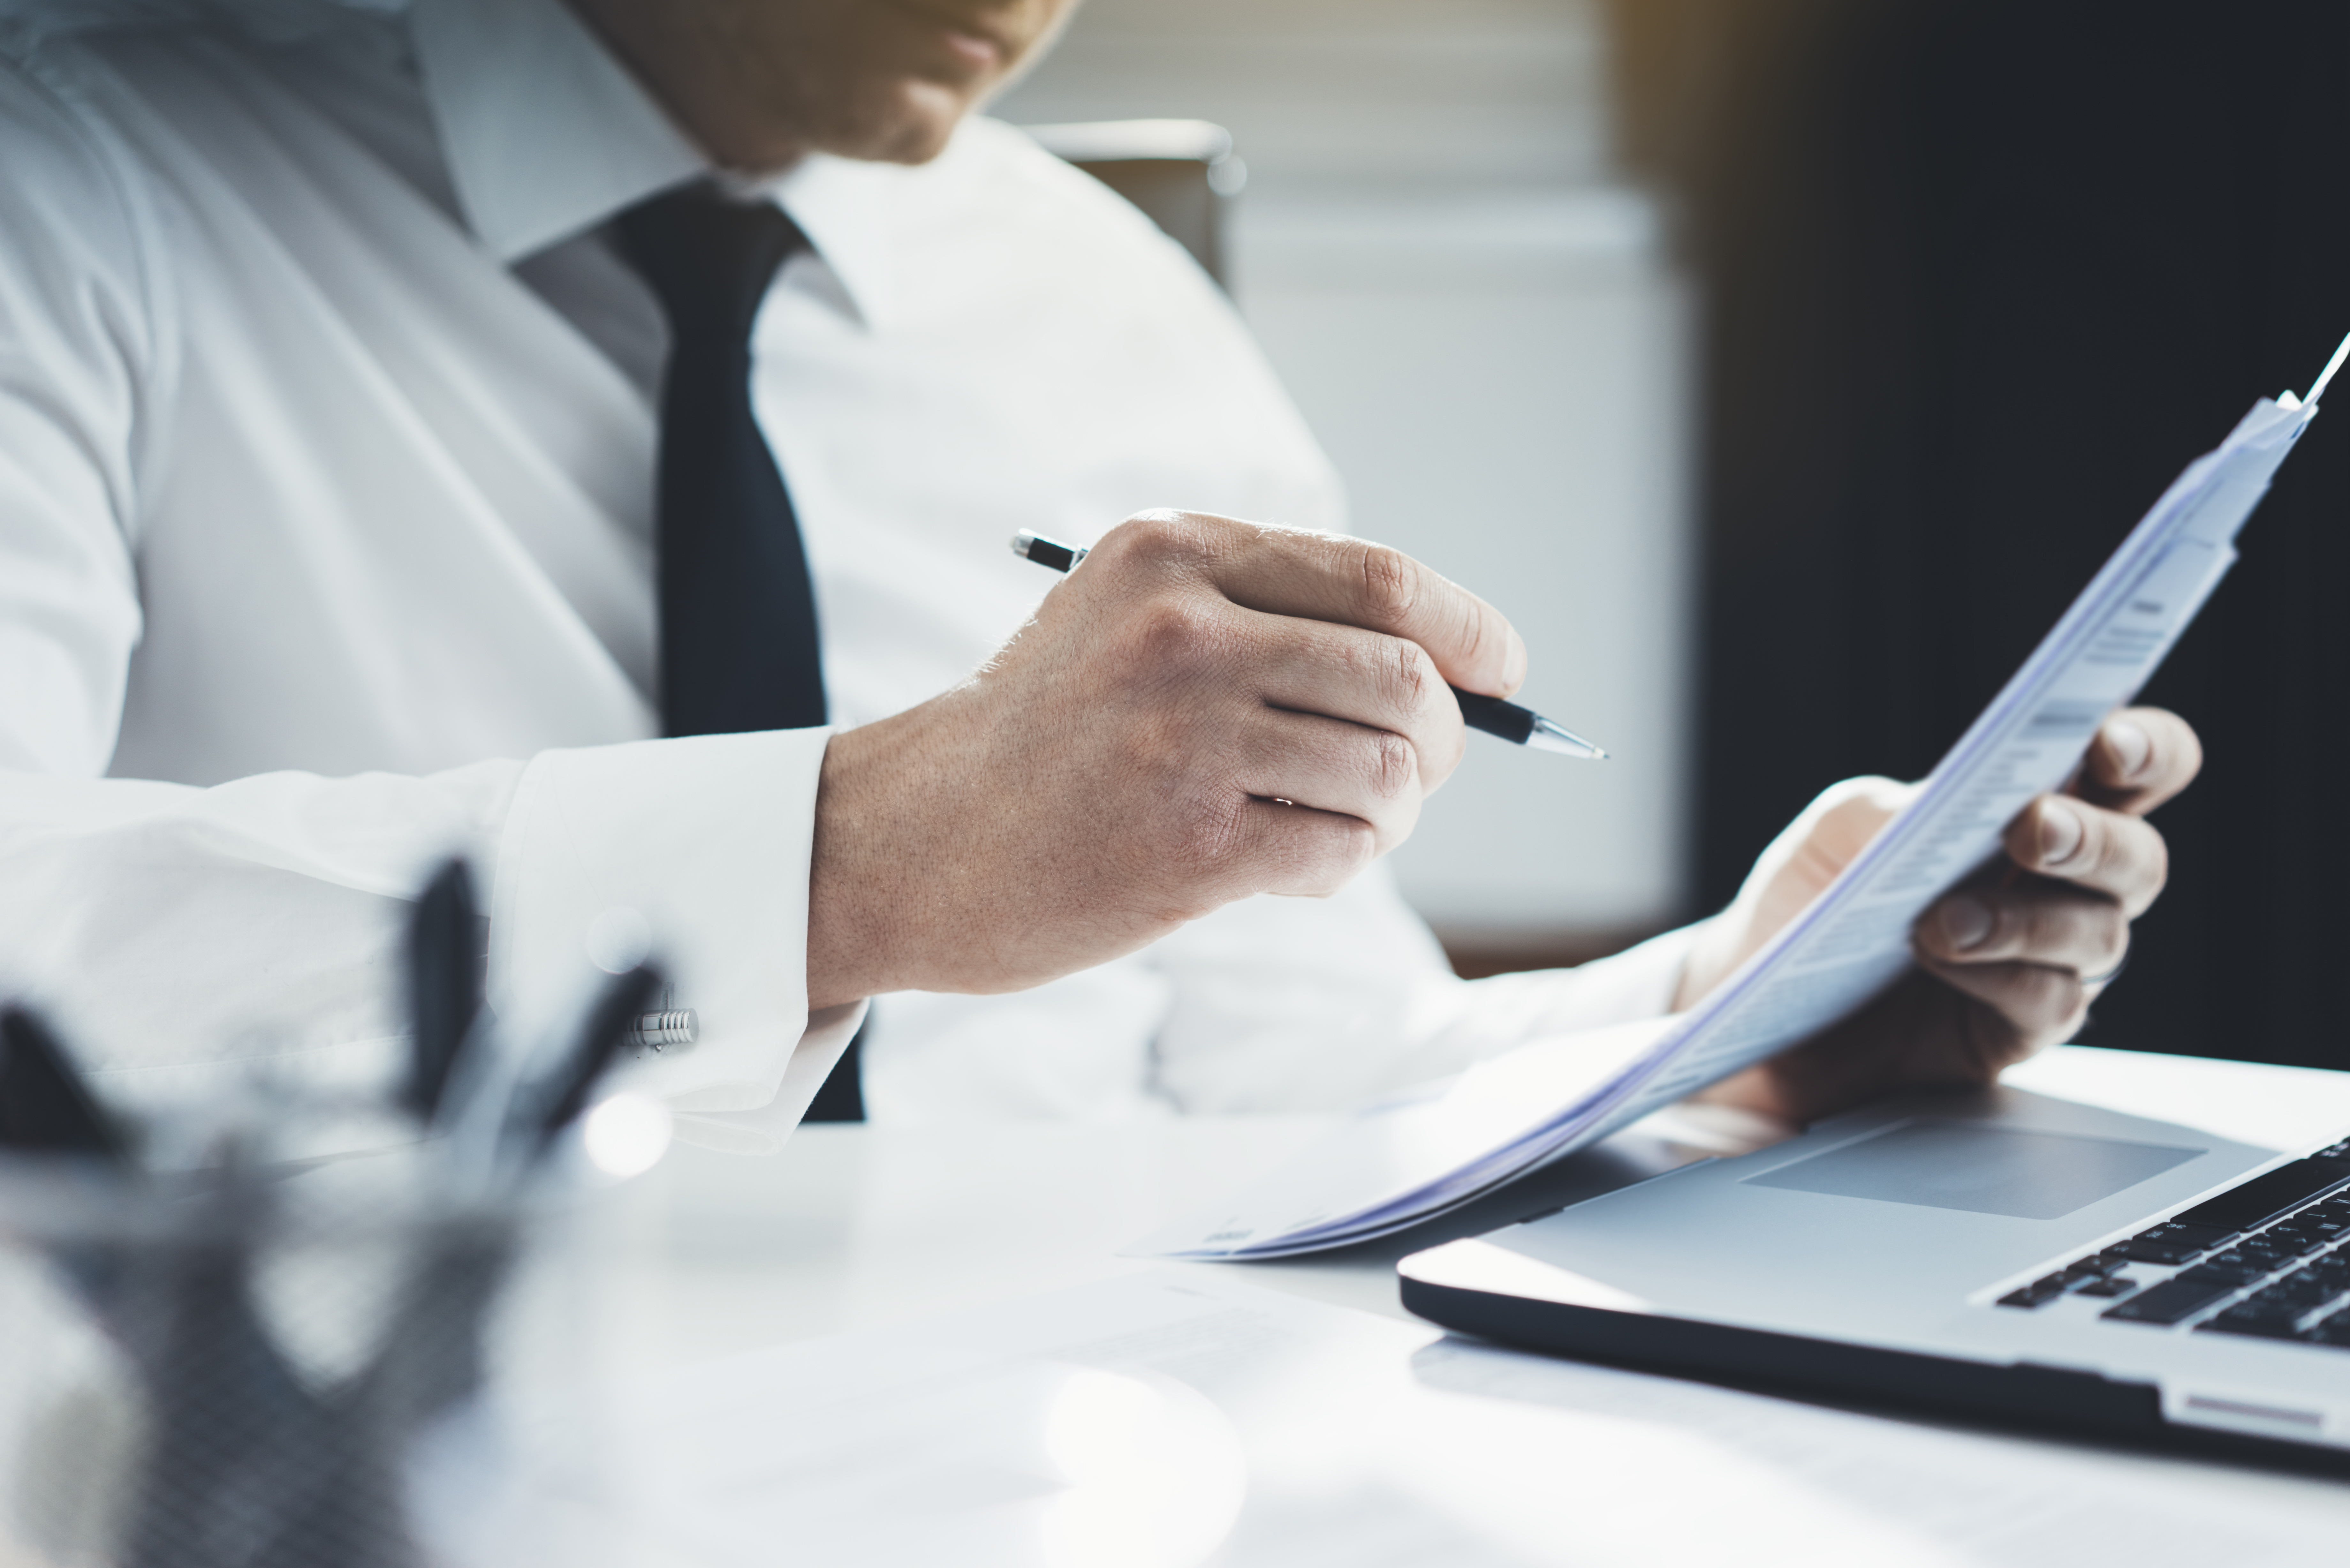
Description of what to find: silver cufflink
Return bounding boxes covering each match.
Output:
[631,1008,698,1052]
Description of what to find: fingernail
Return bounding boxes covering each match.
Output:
[1502,625,1528,694]
[2038,798,2084,866]
[1938,893,1993,951]
[2105,718,2151,780]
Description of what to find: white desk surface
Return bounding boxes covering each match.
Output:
[572,1046,2350,1564]
[602,1044,2350,1371]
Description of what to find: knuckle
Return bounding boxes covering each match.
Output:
[2025,967,2085,1031]
[1366,730,1414,801]
[1107,509,1210,573]
[2093,919,2131,972]
[2093,816,2155,887]
[1355,543,1421,627]
[1380,637,1432,713]
[1130,597,1222,675]
[1968,896,2012,954]
[1168,788,1251,885]
[2053,990,2093,1042]
[1308,817,1378,887]
[1455,600,1507,682]
[2081,810,2125,877]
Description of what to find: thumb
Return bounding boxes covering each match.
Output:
[1734,775,1914,919]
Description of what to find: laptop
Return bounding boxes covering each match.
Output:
[1399,1083,2350,1456]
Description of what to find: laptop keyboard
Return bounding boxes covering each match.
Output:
[1997,1138,2350,1346]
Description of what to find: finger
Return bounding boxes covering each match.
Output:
[1219,792,1378,899]
[1914,885,2128,976]
[1914,954,2088,1045]
[2076,706,2201,815]
[2002,796,2168,914]
[1237,613,1467,792]
[1229,705,1426,854]
[1095,511,1528,697]
[1696,970,2043,1124]
[1751,776,1915,891]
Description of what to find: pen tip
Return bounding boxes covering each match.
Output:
[1528,717,1609,760]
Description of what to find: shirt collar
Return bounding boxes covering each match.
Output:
[406,0,898,328]
[407,0,705,262]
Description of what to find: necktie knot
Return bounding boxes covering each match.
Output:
[617,185,807,343]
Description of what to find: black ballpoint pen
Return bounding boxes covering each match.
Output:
[403,857,484,1125]
[1010,530,1608,759]
[504,963,664,1167]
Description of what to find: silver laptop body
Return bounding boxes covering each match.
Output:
[1401,1086,2350,1455]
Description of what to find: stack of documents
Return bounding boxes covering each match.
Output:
[1138,379,2333,1261]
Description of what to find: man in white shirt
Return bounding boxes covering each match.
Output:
[0,0,2194,1151]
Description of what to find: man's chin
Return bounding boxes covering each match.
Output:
[815,79,970,165]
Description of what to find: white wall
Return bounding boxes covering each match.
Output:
[995,0,1694,940]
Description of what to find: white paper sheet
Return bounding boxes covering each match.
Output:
[1138,380,2330,1259]
[428,1270,2350,1567]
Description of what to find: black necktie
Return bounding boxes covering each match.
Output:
[618,186,865,1120]
[617,186,828,736]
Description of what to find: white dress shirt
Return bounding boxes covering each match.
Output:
[0,0,1695,1148]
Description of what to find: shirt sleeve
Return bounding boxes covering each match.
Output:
[0,739,842,1152]
[0,55,842,1154]
[1145,862,1703,1115]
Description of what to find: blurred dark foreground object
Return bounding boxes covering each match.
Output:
[1612,0,2350,1069]
[0,858,657,1566]
[0,1134,525,1568]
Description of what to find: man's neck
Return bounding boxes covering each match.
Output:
[562,0,805,175]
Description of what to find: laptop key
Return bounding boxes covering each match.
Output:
[2240,1290,2322,1315]
[2170,1160,2350,1233]
[2102,1277,2238,1325]
[2260,1227,2328,1256]
[2255,1276,2339,1306]
[2199,1312,2305,1340]
[2074,1274,2139,1298]
[2177,1262,2268,1287]
[2204,1249,2279,1274]
[2118,1234,2226,1265]
[1997,1271,2082,1308]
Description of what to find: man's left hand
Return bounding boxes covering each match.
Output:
[1680,707,2202,1124]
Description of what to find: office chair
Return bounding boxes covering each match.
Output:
[1022,119,1242,290]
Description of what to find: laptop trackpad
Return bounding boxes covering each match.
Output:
[1743,1120,2205,1220]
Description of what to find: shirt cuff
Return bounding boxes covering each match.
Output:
[1552,920,1707,1025]
[487,727,831,1133]
[671,999,866,1154]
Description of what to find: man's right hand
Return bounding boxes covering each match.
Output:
[805,511,1526,1006]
